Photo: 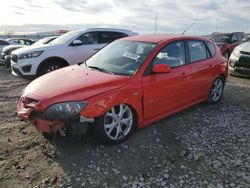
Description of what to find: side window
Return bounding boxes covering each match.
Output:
[231,34,237,43]
[0,40,9,45]
[77,32,98,45]
[236,33,244,42]
[152,41,185,68]
[188,41,208,63]
[99,32,127,44]
[205,41,215,57]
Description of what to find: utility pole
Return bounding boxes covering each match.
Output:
[154,12,158,34]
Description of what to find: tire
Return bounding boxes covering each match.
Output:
[90,104,137,145]
[39,61,65,76]
[207,76,225,104]
[223,51,230,60]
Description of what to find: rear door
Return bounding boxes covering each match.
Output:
[186,40,215,101]
[142,40,191,120]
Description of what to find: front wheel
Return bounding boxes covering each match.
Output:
[207,76,225,104]
[39,61,64,76]
[91,104,136,145]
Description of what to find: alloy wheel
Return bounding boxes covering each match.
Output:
[104,104,133,140]
[211,78,223,102]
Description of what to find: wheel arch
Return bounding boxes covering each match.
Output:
[36,56,70,75]
[81,90,143,129]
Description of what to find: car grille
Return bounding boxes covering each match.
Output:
[240,51,250,56]
[11,54,18,62]
[239,56,250,64]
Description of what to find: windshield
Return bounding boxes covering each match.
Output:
[211,33,231,43]
[50,30,80,45]
[83,40,157,76]
[32,37,56,46]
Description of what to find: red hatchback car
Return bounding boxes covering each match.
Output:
[17,35,228,144]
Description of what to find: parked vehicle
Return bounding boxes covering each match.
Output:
[229,42,250,77]
[11,28,137,78]
[0,39,18,52]
[210,32,245,59]
[1,37,58,68]
[17,34,228,144]
[6,38,34,45]
[243,35,250,42]
[0,45,26,68]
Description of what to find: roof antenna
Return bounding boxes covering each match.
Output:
[182,22,195,35]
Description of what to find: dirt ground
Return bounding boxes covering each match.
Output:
[0,66,249,188]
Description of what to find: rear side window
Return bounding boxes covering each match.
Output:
[236,33,244,42]
[188,41,209,63]
[99,32,127,44]
[0,40,9,45]
[205,41,215,57]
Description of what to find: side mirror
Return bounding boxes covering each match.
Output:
[152,64,171,74]
[72,40,82,46]
[243,38,248,42]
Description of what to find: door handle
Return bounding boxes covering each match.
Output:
[181,72,186,76]
[209,64,214,68]
[94,48,100,51]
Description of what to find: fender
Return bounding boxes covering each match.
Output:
[80,83,144,128]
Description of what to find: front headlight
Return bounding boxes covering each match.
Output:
[42,101,87,121]
[232,48,240,57]
[19,51,43,60]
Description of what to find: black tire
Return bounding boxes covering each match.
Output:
[90,104,137,145]
[223,51,230,60]
[39,61,65,76]
[207,76,225,104]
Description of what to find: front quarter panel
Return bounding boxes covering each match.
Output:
[81,78,144,127]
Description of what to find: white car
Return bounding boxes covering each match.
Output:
[0,39,18,52]
[11,28,137,77]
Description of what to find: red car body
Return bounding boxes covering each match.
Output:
[210,32,245,59]
[17,35,228,142]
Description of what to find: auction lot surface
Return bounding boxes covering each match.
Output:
[0,66,249,188]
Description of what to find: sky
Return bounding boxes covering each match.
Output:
[0,0,250,35]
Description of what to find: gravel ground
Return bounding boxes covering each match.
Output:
[0,66,250,188]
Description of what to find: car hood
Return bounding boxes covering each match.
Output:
[12,43,62,55]
[237,42,250,52]
[22,65,129,110]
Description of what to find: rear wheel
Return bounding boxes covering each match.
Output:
[207,76,225,104]
[91,104,136,145]
[39,61,65,76]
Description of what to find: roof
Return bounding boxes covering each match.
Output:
[122,34,210,43]
[73,28,138,36]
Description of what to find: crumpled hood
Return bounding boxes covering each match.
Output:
[237,42,250,52]
[22,65,129,110]
[12,43,62,55]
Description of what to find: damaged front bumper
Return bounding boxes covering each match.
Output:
[17,99,93,135]
[17,99,65,133]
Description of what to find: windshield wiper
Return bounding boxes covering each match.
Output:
[88,66,114,74]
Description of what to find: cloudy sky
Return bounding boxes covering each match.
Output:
[1,0,250,35]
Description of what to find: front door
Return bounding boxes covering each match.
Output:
[142,41,190,121]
